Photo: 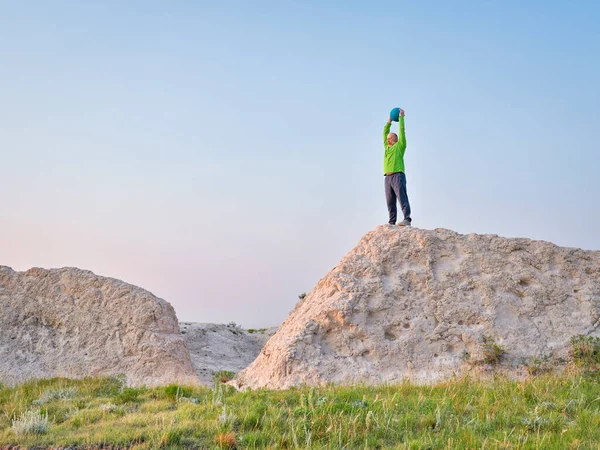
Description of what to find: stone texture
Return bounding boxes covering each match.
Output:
[0,266,198,386]
[235,226,600,389]
[180,323,277,383]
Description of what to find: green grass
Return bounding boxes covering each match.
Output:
[2,371,600,449]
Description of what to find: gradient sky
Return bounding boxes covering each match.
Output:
[1,1,599,328]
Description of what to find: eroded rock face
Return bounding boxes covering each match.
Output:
[180,323,276,383]
[0,266,198,386]
[235,226,600,389]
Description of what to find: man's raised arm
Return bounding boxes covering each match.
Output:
[383,119,392,147]
[398,109,406,149]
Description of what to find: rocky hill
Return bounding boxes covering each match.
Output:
[0,266,197,386]
[180,323,276,383]
[234,226,600,389]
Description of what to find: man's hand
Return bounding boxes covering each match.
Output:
[387,118,392,124]
[400,109,405,117]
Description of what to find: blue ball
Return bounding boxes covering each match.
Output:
[390,107,400,122]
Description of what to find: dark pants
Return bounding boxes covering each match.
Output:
[385,172,411,224]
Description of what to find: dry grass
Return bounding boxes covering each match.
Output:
[216,431,237,449]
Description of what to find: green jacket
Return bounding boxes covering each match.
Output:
[383,116,406,174]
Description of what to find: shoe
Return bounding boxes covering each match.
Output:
[398,219,412,227]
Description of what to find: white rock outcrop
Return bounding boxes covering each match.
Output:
[180,323,276,382]
[0,266,198,386]
[235,226,600,389]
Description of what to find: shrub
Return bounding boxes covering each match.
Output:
[482,336,505,365]
[527,355,554,375]
[33,386,78,404]
[99,403,118,412]
[12,409,49,435]
[91,375,126,397]
[213,370,235,384]
[216,431,237,449]
[570,335,600,367]
[164,384,193,401]
[115,387,143,404]
[218,405,234,425]
[298,293,307,300]
[248,328,267,334]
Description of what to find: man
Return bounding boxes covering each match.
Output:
[383,108,412,226]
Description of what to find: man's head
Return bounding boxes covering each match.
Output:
[387,132,398,146]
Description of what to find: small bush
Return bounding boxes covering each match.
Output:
[527,355,554,375]
[33,386,78,404]
[482,336,505,365]
[99,403,118,412]
[12,409,49,435]
[570,335,600,366]
[218,405,234,425]
[90,375,126,397]
[115,387,143,404]
[298,292,307,300]
[213,370,235,384]
[164,384,193,401]
[216,431,237,449]
[248,328,267,334]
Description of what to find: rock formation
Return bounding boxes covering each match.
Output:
[180,323,276,382]
[0,266,198,386]
[235,226,600,389]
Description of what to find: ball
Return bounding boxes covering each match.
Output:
[390,107,400,122]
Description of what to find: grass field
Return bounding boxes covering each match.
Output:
[1,336,600,449]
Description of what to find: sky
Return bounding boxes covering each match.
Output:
[1,1,599,328]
